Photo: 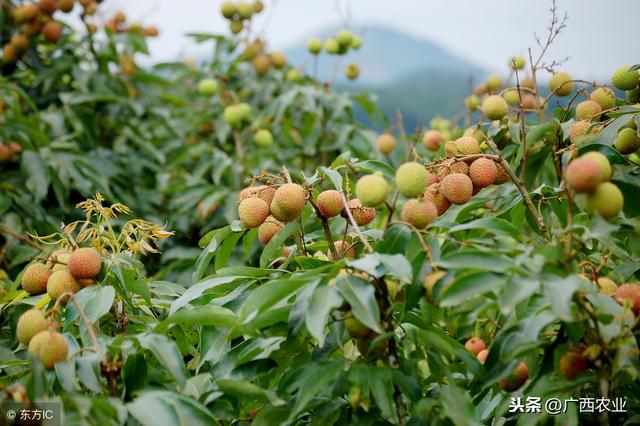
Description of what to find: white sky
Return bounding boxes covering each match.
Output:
[81,0,640,79]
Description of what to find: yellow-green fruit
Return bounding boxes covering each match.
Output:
[344,315,372,339]
[16,309,48,345]
[258,216,282,244]
[323,38,339,54]
[395,162,428,197]
[614,128,640,154]
[68,247,101,279]
[21,263,51,295]
[350,36,362,50]
[611,66,639,90]
[499,361,529,391]
[229,20,243,34]
[270,51,286,68]
[575,100,602,121]
[482,95,509,120]
[237,103,251,119]
[51,253,70,272]
[345,199,376,226]
[585,182,624,219]
[486,74,502,91]
[422,130,443,151]
[444,140,459,157]
[455,136,482,155]
[252,54,271,75]
[253,129,273,147]
[401,199,437,229]
[198,78,218,96]
[377,133,396,154]
[28,330,68,370]
[627,88,640,103]
[47,270,80,301]
[286,68,301,82]
[597,277,617,295]
[439,173,473,205]
[423,270,447,297]
[590,87,616,111]
[356,174,388,207]
[331,240,356,260]
[345,63,359,80]
[569,121,591,144]
[270,183,306,222]
[238,197,270,228]
[502,88,520,105]
[566,157,603,193]
[48,249,73,268]
[424,184,451,216]
[336,29,353,47]
[307,38,322,55]
[469,158,497,188]
[317,190,344,218]
[236,2,254,19]
[582,151,612,180]
[220,1,237,19]
[549,72,573,96]
[509,55,525,70]
[465,95,480,110]
[223,105,244,126]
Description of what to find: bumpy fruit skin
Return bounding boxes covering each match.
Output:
[477,349,489,364]
[559,352,588,380]
[444,140,458,157]
[240,185,276,206]
[236,2,254,19]
[439,173,473,205]
[198,78,218,96]
[581,151,612,181]
[253,129,273,147]
[47,270,80,300]
[270,183,306,222]
[499,361,529,391]
[585,182,624,219]
[317,190,344,218]
[614,128,640,154]
[28,330,68,370]
[401,199,437,229]
[611,66,639,91]
[494,163,509,184]
[590,87,616,111]
[464,337,486,355]
[377,133,396,154]
[395,162,428,197]
[68,247,101,279]
[569,121,591,144]
[331,240,356,260]
[51,253,70,272]
[46,248,71,269]
[422,130,443,151]
[575,100,602,121]
[469,158,497,188]
[344,315,372,339]
[307,38,322,55]
[455,136,481,156]
[482,95,509,120]
[21,263,51,295]
[424,184,451,216]
[486,74,502,90]
[238,198,270,228]
[258,216,282,244]
[566,157,603,193]
[345,199,376,226]
[549,72,573,96]
[597,277,617,295]
[16,309,48,345]
[614,284,640,313]
[356,174,388,207]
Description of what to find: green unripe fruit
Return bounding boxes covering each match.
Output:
[236,2,254,19]
[331,240,356,260]
[439,173,473,205]
[252,54,272,75]
[307,38,322,55]
[566,157,603,193]
[229,20,244,34]
[499,362,529,391]
[345,63,359,80]
[611,66,639,90]
[238,197,270,228]
[336,29,353,47]
[395,162,429,197]
[355,174,388,207]
[486,74,502,90]
[401,199,438,229]
[253,129,273,147]
[614,128,640,154]
[627,87,640,103]
[68,247,101,279]
[316,190,344,218]
[47,270,80,301]
[585,182,624,219]
[270,183,306,222]
[377,133,396,154]
[344,315,372,339]
[549,72,573,96]
[224,105,243,126]
[17,309,48,345]
[509,56,525,70]
[581,151,612,180]
[502,89,520,105]
[237,103,251,120]
[286,68,302,82]
[198,78,218,96]
[465,95,480,110]
[482,95,509,120]
[350,36,362,50]
[21,263,51,295]
[323,38,340,54]
[575,100,601,121]
[270,51,286,68]
[28,330,68,370]
[590,87,616,111]
[220,2,236,19]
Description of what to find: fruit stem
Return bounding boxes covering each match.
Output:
[308,194,338,259]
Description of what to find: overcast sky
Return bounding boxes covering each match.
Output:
[86,0,640,79]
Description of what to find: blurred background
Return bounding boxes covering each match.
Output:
[61,0,640,128]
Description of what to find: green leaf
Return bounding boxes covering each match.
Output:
[217,379,285,406]
[439,272,505,307]
[336,275,381,333]
[306,285,343,346]
[440,384,481,426]
[157,305,238,333]
[436,251,515,273]
[260,221,300,268]
[128,391,216,426]
[21,151,49,202]
[65,285,115,324]
[291,361,344,417]
[240,277,313,319]
[369,367,398,424]
[137,333,188,385]
[192,227,232,282]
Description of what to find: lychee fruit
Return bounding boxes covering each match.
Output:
[197,78,218,96]
[569,121,591,144]
[509,56,525,70]
[444,140,459,157]
[236,2,254,19]
[455,136,482,156]
[331,240,356,260]
[395,162,428,197]
[270,51,286,68]
[575,100,602,121]
[344,199,375,226]
[464,337,486,355]
[423,270,447,297]
[351,36,362,49]
[47,270,80,301]
[42,21,62,42]
[422,130,444,151]
[258,216,283,244]
[566,157,603,193]
[238,197,270,228]
[494,163,510,184]
[477,349,489,364]
[270,183,306,222]
[377,133,396,154]
[499,361,529,391]
[21,263,51,295]
[355,174,388,207]
[46,248,70,269]
[68,247,101,279]
[253,129,273,147]
[611,66,639,90]
[590,87,616,111]
[16,309,48,345]
[520,76,535,89]
[307,38,322,55]
[502,89,520,105]
[439,173,473,205]
[482,95,509,120]
[345,63,359,80]
[317,190,344,218]
[548,72,573,96]
[401,199,438,229]
[581,151,612,181]
[613,128,640,154]
[229,20,244,34]
[585,182,624,219]
[51,253,70,272]
[28,330,68,370]
[424,184,451,215]
[240,185,276,206]
[344,315,372,339]
[252,54,272,75]
[336,29,353,47]
[486,74,502,91]
[469,158,497,188]
[323,38,339,54]
[614,283,640,313]
[559,351,588,380]
[596,277,617,295]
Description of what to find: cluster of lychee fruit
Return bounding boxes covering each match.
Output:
[565,151,624,219]
[16,308,68,370]
[103,10,159,37]
[220,1,264,34]
[0,141,22,163]
[306,29,362,81]
[21,246,102,301]
[239,39,287,77]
